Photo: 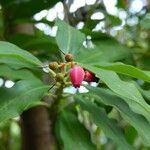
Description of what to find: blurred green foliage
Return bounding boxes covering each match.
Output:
[0,0,150,150]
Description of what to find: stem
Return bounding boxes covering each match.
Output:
[49,83,64,131]
[48,69,56,77]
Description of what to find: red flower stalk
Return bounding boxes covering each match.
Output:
[84,70,95,82]
[69,65,85,88]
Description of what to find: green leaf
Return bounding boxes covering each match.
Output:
[75,95,133,150]
[0,79,49,123]
[0,65,37,80]
[135,84,150,102]
[55,18,85,54]
[8,33,61,61]
[85,86,150,146]
[140,89,150,101]
[75,39,131,64]
[56,110,96,150]
[0,41,42,68]
[80,64,150,123]
[95,62,150,83]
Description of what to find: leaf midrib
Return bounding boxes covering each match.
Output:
[66,26,71,53]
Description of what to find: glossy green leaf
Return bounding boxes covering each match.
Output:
[0,79,49,123]
[0,41,42,68]
[95,62,150,83]
[56,110,96,150]
[85,86,150,146]
[55,18,85,54]
[0,65,37,80]
[75,95,133,150]
[80,64,150,123]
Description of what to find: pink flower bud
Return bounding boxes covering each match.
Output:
[69,65,85,88]
[84,71,95,82]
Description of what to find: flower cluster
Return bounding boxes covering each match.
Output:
[69,65,98,88]
[49,53,98,88]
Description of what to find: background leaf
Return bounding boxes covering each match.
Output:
[0,0,61,19]
[140,13,150,29]
[75,95,133,150]
[75,39,131,64]
[85,86,150,146]
[56,109,96,150]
